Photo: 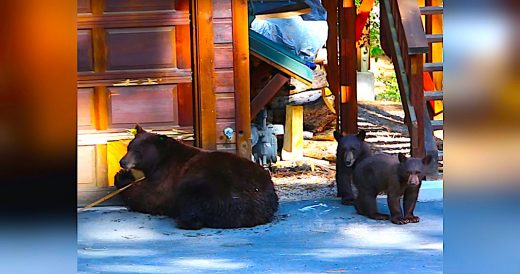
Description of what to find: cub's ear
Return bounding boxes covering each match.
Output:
[135,124,146,134]
[356,129,366,141]
[422,154,433,166]
[158,134,168,141]
[398,152,407,163]
[333,131,342,142]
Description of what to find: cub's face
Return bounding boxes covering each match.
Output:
[398,153,433,186]
[119,125,165,172]
[334,130,367,167]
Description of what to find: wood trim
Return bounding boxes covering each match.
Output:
[410,54,425,157]
[192,0,216,149]
[231,0,251,158]
[93,86,109,130]
[92,27,107,72]
[77,12,190,28]
[398,0,428,54]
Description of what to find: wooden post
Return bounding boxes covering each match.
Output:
[410,54,425,157]
[232,0,252,158]
[281,103,304,161]
[323,0,340,131]
[338,0,358,134]
[191,0,217,150]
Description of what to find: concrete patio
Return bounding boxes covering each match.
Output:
[78,182,443,273]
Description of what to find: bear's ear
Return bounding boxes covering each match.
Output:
[356,129,366,141]
[333,131,341,142]
[422,154,433,166]
[158,134,168,142]
[134,124,146,134]
[398,153,407,163]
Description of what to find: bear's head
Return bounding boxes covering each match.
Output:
[397,153,433,186]
[334,130,367,167]
[119,124,169,173]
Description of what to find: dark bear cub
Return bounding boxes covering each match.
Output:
[115,125,279,230]
[334,130,371,205]
[353,153,432,224]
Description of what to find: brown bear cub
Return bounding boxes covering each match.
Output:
[353,153,432,224]
[115,125,279,230]
[334,130,371,205]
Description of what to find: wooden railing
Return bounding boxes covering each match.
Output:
[380,0,428,157]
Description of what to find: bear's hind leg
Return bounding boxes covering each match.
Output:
[175,202,205,230]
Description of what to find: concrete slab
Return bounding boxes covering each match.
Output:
[78,198,443,273]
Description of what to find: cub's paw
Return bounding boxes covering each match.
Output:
[114,169,135,189]
[371,213,390,220]
[341,197,355,205]
[391,217,410,225]
[404,215,420,223]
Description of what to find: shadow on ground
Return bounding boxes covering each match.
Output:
[78,199,443,273]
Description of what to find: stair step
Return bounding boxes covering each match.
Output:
[438,150,443,161]
[426,34,443,43]
[424,62,443,72]
[431,120,443,131]
[424,91,443,101]
[420,6,443,15]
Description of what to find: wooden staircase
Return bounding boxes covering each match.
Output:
[380,0,443,175]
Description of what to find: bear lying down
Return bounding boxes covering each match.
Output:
[115,125,279,230]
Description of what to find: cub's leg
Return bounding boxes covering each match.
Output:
[355,192,389,220]
[403,187,420,223]
[388,193,408,224]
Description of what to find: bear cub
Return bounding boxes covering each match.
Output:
[353,153,432,224]
[115,125,279,230]
[334,130,371,205]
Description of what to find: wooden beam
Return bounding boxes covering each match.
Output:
[281,105,304,161]
[250,73,289,119]
[323,0,340,130]
[191,0,216,150]
[338,0,358,134]
[232,0,252,158]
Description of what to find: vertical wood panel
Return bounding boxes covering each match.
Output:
[214,44,234,68]
[178,83,194,126]
[94,86,109,130]
[216,93,235,119]
[339,0,358,134]
[78,146,96,185]
[213,0,232,18]
[78,88,95,129]
[95,144,108,187]
[104,0,175,12]
[231,0,251,158]
[192,0,217,149]
[77,29,94,71]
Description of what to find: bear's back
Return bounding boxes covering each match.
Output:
[353,153,399,192]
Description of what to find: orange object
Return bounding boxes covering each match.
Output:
[423,72,442,115]
[355,0,376,42]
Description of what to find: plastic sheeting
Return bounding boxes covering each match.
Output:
[250,0,328,62]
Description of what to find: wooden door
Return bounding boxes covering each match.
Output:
[77,0,193,131]
[77,0,194,204]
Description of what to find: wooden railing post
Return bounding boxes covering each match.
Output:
[410,54,425,157]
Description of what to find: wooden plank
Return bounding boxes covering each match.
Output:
[426,34,443,43]
[338,0,358,134]
[424,91,443,101]
[431,119,443,131]
[419,6,443,15]
[410,55,425,157]
[250,73,290,119]
[231,0,252,158]
[424,62,443,72]
[77,12,190,28]
[177,83,193,126]
[192,0,217,150]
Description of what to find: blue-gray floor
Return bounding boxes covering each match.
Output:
[78,197,443,273]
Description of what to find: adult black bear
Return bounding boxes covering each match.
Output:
[353,153,432,224]
[334,130,371,205]
[115,125,279,230]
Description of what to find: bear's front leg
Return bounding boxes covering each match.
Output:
[387,194,408,225]
[403,186,420,223]
[114,169,135,189]
[336,166,355,205]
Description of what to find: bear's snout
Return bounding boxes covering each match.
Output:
[344,151,355,167]
[119,156,135,170]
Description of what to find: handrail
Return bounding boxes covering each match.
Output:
[380,0,426,156]
[396,0,429,54]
